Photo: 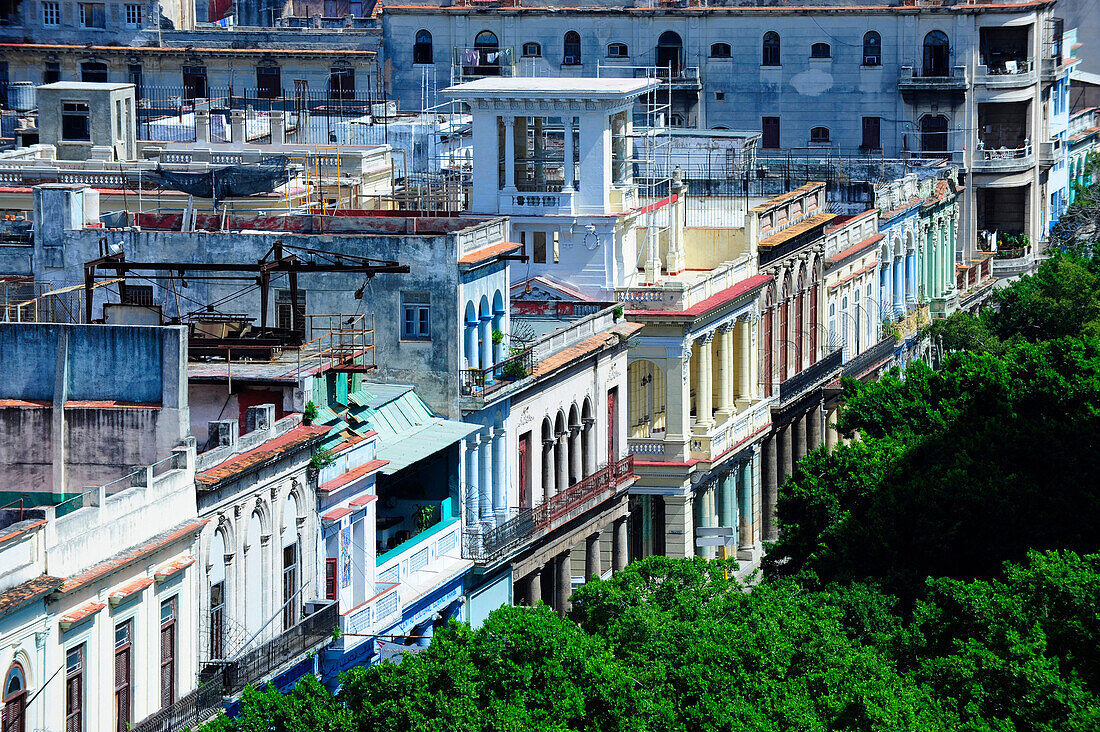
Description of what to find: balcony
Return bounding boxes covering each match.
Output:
[460,348,535,398]
[452,46,516,82]
[129,678,224,732]
[898,66,968,94]
[842,337,895,379]
[616,258,752,313]
[1041,56,1067,83]
[971,141,1034,174]
[199,600,338,697]
[901,304,931,338]
[778,348,843,406]
[463,455,634,564]
[975,59,1037,89]
[689,399,773,464]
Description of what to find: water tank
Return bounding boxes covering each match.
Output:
[8,82,35,112]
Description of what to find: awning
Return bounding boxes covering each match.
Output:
[376,418,479,475]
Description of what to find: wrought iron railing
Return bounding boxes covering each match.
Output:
[842,337,894,379]
[463,455,634,563]
[778,348,843,404]
[460,348,535,396]
[200,600,338,696]
[129,677,224,732]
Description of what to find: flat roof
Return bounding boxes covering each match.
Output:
[38,81,133,92]
[444,77,657,98]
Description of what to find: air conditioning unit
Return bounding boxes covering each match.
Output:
[564,56,578,65]
[863,56,879,65]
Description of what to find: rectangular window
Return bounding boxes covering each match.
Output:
[182,66,208,101]
[42,1,59,25]
[124,3,141,25]
[552,231,560,263]
[325,557,338,601]
[209,581,225,660]
[61,102,90,141]
[114,621,132,732]
[532,231,547,264]
[861,116,881,151]
[282,543,298,631]
[275,288,305,339]
[66,645,83,732]
[256,66,281,100]
[44,61,61,84]
[762,117,780,149]
[160,597,177,708]
[328,67,354,100]
[121,284,153,306]
[401,292,431,340]
[127,64,143,99]
[79,3,105,27]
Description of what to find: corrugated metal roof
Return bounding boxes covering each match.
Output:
[376,418,478,475]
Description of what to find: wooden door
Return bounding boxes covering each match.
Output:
[607,388,619,464]
[518,433,531,508]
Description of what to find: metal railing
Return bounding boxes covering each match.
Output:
[129,677,224,732]
[460,347,535,396]
[778,348,843,404]
[200,600,338,696]
[842,337,894,379]
[464,455,634,563]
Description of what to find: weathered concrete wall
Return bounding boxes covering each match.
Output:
[0,322,190,492]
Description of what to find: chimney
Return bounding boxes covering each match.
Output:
[245,404,276,437]
[207,419,239,450]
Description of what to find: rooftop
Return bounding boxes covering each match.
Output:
[37,81,133,92]
[444,77,657,99]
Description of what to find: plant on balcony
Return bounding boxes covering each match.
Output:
[309,447,334,475]
[414,504,438,534]
[303,400,319,425]
[501,358,528,380]
[881,318,903,344]
[491,328,505,346]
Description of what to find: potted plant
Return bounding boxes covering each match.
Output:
[303,401,319,425]
[491,329,505,346]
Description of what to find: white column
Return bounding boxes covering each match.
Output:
[542,435,555,501]
[563,115,575,191]
[478,429,492,529]
[583,418,596,477]
[479,313,494,378]
[696,333,715,431]
[569,425,582,486]
[556,431,569,495]
[492,425,507,525]
[736,317,753,407]
[465,436,480,530]
[716,326,733,421]
[503,116,517,192]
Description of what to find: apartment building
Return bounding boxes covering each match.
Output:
[0,323,203,732]
[382,0,1071,269]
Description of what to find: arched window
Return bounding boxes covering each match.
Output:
[853,287,862,353]
[607,42,628,58]
[762,288,774,397]
[810,126,831,143]
[811,42,830,59]
[828,302,837,351]
[794,271,805,369]
[281,494,300,631]
[866,282,875,343]
[809,264,819,360]
[710,42,732,58]
[629,361,666,439]
[920,115,949,157]
[563,31,581,65]
[656,31,682,76]
[841,295,850,358]
[762,32,780,66]
[523,42,542,57]
[474,31,500,75]
[413,29,433,65]
[208,530,227,660]
[779,276,790,381]
[3,663,27,732]
[863,31,881,66]
[923,31,950,77]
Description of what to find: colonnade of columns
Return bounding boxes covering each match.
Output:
[690,316,754,435]
[761,399,826,542]
[517,516,629,617]
[540,417,596,505]
[464,301,506,375]
[464,423,508,531]
[693,454,757,560]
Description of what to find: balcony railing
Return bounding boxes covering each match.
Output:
[898,65,968,91]
[463,455,634,563]
[453,46,516,81]
[200,600,338,696]
[972,141,1033,173]
[778,348,843,405]
[842,337,895,379]
[129,678,224,732]
[976,59,1036,88]
[460,347,535,396]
